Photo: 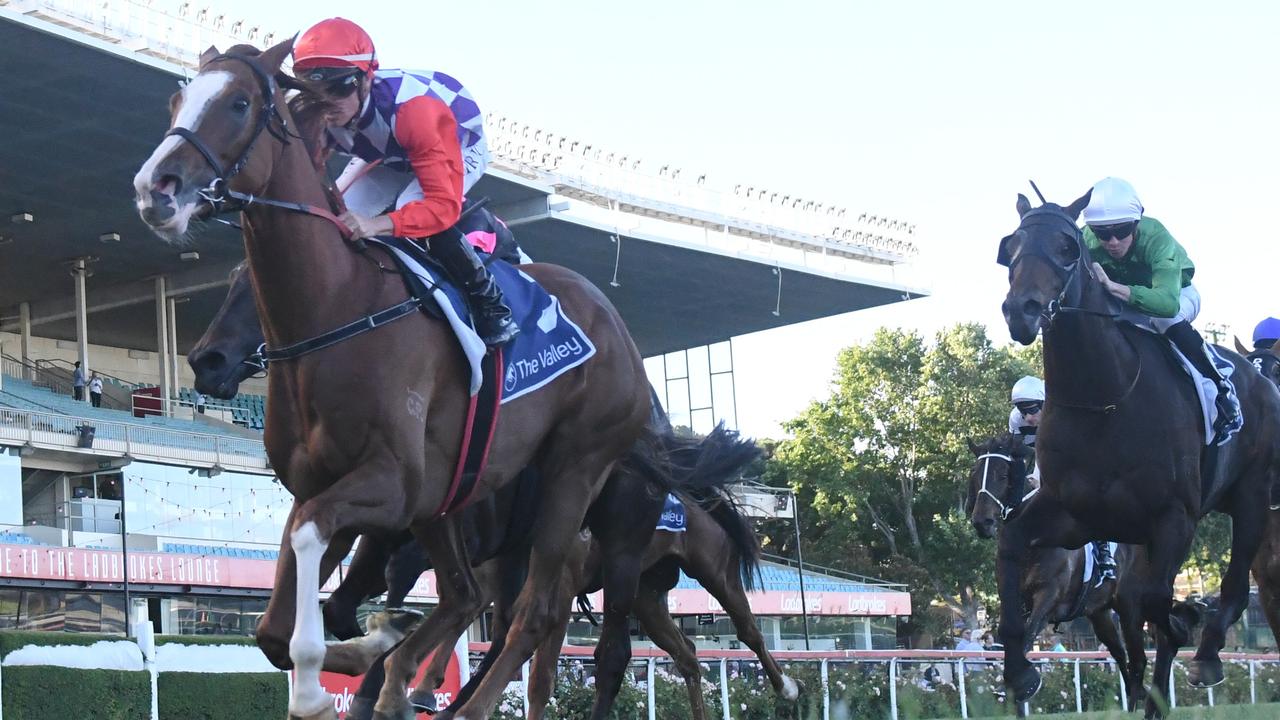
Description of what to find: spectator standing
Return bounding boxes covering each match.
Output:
[88,372,104,408]
[195,392,206,414]
[71,361,85,401]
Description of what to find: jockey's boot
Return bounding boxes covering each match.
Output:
[1092,542,1116,584]
[430,229,520,346]
[1164,320,1240,443]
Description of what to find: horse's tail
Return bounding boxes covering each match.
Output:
[624,422,764,592]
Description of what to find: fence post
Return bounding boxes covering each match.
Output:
[647,658,656,720]
[1073,659,1082,713]
[1250,660,1256,705]
[1116,658,1128,712]
[820,659,829,720]
[1,659,5,720]
[720,659,730,720]
[957,658,968,719]
[521,661,530,719]
[1207,683,1214,707]
[1168,663,1177,709]
[888,658,898,720]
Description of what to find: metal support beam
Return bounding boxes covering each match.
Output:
[166,297,179,401]
[73,258,90,403]
[0,261,238,337]
[155,277,171,404]
[18,302,31,365]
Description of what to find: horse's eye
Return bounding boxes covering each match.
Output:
[231,98,251,113]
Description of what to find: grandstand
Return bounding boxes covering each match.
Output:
[0,0,923,652]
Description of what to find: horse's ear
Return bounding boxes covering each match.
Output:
[1234,336,1250,355]
[996,230,1020,267]
[967,439,981,456]
[276,72,307,92]
[259,35,296,75]
[1016,193,1032,217]
[199,46,220,68]
[1064,189,1093,219]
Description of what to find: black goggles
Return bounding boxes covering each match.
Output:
[299,68,362,97]
[1015,401,1043,415]
[1089,221,1137,242]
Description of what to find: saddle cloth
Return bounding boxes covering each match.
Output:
[656,494,687,533]
[1122,322,1241,446]
[1082,542,1118,586]
[370,237,597,402]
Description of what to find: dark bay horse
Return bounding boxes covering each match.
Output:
[187,267,796,720]
[1230,338,1280,647]
[994,189,1280,717]
[136,41,657,720]
[967,435,1149,711]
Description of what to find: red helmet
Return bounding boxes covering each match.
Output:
[293,18,378,80]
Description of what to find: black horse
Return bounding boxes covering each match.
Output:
[995,188,1280,718]
[967,435,1149,712]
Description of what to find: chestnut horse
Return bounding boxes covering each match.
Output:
[136,41,655,720]
[995,188,1280,718]
[187,265,797,720]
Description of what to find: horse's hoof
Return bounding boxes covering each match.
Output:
[370,707,415,720]
[1008,666,1042,704]
[408,687,438,713]
[288,707,338,720]
[367,607,424,636]
[780,674,800,701]
[323,601,364,641]
[1187,658,1225,688]
[344,697,375,720]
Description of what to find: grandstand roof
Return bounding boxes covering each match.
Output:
[0,8,927,357]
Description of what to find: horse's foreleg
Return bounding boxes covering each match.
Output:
[283,462,411,720]
[374,517,486,720]
[1113,595,1149,710]
[451,464,613,720]
[324,533,395,640]
[1191,493,1268,687]
[436,554,524,719]
[633,587,708,720]
[1088,609,1129,681]
[995,517,1038,704]
[527,583,576,720]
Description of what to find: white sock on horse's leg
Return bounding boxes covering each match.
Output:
[289,521,334,717]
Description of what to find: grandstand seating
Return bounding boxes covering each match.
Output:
[675,562,888,594]
[178,388,265,430]
[0,374,256,440]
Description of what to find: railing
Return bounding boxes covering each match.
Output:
[2,353,74,398]
[485,648,1280,719]
[0,406,268,473]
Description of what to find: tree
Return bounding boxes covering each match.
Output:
[764,324,1039,638]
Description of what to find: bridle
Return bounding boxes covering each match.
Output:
[973,451,1037,521]
[1000,198,1142,414]
[164,53,353,240]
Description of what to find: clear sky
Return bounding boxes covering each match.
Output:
[207,0,1280,437]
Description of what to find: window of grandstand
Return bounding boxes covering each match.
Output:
[0,588,126,634]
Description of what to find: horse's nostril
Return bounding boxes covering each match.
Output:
[193,350,227,372]
[1022,299,1042,317]
[154,175,182,198]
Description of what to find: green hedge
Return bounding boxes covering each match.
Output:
[0,630,124,658]
[1,666,150,720]
[154,634,259,647]
[158,671,288,720]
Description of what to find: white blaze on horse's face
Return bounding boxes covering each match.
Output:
[133,71,233,242]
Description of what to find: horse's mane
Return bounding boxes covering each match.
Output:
[287,90,341,172]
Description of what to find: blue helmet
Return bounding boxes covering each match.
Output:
[1254,317,1280,348]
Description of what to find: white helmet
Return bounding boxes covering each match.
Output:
[1011,376,1045,403]
[1083,177,1143,225]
